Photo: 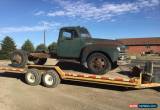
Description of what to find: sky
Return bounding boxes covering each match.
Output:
[0,0,160,48]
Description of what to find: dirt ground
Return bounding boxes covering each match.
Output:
[0,59,159,110]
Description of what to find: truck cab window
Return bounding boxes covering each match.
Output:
[79,29,91,38]
[62,30,78,39]
[62,31,72,39]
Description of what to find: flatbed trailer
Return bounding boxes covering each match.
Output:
[0,64,160,89]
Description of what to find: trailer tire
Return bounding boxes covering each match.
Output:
[42,70,60,88]
[33,58,47,65]
[87,53,111,75]
[25,69,41,86]
[10,50,28,68]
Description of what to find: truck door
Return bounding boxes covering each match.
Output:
[57,29,82,58]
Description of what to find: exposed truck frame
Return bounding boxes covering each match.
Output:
[0,62,159,89]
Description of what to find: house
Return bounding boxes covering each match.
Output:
[118,37,160,55]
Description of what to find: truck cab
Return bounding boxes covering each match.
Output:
[56,26,91,58]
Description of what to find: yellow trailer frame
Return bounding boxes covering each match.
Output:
[0,65,160,89]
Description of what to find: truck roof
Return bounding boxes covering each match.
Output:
[60,26,86,30]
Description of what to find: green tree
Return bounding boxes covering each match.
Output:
[36,44,48,52]
[0,36,16,59]
[48,42,57,52]
[21,39,35,52]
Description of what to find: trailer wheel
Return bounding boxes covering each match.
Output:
[10,50,28,68]
[87,53,111,75]
[25,69,41,86]
[33,58,47,65]
[42,70,60,88]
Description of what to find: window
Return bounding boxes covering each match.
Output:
[79,28,91,38]
[62,31,72,39]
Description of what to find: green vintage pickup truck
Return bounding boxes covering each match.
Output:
[10,26,124,74]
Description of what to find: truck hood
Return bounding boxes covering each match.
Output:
[90,38,121,46]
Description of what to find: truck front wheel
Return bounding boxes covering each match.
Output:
[87,53,111,74]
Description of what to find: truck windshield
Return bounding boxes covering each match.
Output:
[79,28,91,38]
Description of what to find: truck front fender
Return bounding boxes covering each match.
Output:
[80,44,119,66]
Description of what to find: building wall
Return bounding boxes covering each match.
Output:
[127,45,160,55]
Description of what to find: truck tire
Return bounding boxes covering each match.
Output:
[10,50,28,68]
[25,69,41,86]
[87,53,111,74]
[42,70,60,88]
[33,58,47,65]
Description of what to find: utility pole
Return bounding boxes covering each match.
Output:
[44,30,46,46]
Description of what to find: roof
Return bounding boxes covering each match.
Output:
[60,26,86,30]
[118,37,160,46]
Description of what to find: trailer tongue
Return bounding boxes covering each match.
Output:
[0,61,159,89]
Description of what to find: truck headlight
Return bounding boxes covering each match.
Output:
[117,47,121,51]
